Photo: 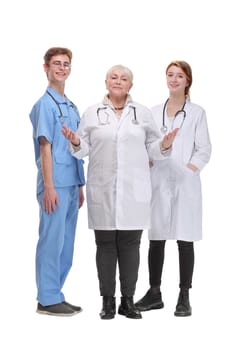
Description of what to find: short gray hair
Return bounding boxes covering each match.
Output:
[106,64,134,83]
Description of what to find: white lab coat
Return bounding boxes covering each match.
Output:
[70,102,167,230]
[149,100,211,241]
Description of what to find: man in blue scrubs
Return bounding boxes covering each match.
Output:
[30,47,85,316]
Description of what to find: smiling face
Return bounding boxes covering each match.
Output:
[105,68,133,100]
[166,65,188,97]
[44,54,71,86]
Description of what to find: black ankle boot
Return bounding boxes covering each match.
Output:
[100,296,116,320]
[135,287,164,312]
[118,296,142,319]
[174,289,192,317]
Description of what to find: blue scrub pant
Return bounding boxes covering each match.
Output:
[36,186,79,306]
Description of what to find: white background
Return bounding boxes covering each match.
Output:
[1,0,232,348]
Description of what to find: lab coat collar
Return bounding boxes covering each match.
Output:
[102,94,133,109]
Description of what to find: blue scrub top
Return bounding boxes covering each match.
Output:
[30,87,85,194]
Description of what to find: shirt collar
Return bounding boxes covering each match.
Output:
[46,86,68,105]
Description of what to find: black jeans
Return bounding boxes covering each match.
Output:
[148,240,194,289]
[94,230,142,297]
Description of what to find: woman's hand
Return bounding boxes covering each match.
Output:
[61,125,80,146]
[187,163,199,172]
[161,128,179,151]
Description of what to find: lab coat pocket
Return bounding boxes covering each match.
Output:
[86,171,103,205]
[182,165,201,198]
[133,169,151,203]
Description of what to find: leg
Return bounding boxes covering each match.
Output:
[94,230,117,296]
[117,230,142,297]
[94,230,117,319]
[177,240,194,289]
[60,186,82,313]
[149,240,166,288]
[135,240,165,311]
[174,240,194,317]
[117,230,142,319]
[36,190,67,306]
[60,186,79,288]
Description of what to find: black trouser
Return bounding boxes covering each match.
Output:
[148,240,194,289]
[94,230,142,297]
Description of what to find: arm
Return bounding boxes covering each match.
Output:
[188,109,212,171]
[40,137,59,214]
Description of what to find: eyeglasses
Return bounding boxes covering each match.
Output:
[50,60,71,69]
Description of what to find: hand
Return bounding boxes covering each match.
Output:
[43,186,60,214]
[78,186,85,208]
[61,125,80,146]
[187,163,199,172]
[149,160,154,168]
[161,128,179,150]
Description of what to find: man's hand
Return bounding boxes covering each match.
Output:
[78,186,85,208]
[43,186,60,214]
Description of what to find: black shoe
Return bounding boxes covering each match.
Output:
[37,302,78,317]
[135,288,164,312]
[118,296,142,319]
[174,289,192,317]
[63,301,82,313]
[100,296,116,320]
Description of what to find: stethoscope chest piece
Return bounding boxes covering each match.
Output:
[160,125,168,134]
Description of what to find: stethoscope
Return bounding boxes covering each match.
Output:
[160,98,186,134]
[97,105,138,125]
[46,90,77,125]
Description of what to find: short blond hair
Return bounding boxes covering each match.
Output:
[106,64,134,83]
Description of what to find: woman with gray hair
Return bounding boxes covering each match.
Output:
[62,64,177,320]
